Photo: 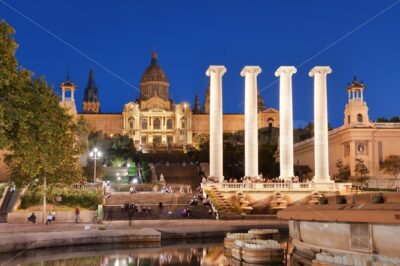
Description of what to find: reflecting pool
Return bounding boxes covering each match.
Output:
[0,239,289,266]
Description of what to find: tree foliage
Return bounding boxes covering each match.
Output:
[0,21,82,187]
[376,116,400,123]
[355,158,369,186]
[380,155,400,179]
[333,159,351,182]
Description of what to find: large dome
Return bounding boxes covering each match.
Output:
[140,51,169,83]
[140,51,169,101]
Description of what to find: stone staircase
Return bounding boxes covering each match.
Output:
[203,185,239,219]
[188,205,214,219]
[104,192,193,220]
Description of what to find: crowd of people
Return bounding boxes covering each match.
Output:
[203,175,307,184]
[181,186,213,218]
[120,202,152,215]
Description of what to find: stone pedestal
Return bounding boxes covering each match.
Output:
[275,66,297,180]
[206,66,227,183]
[241,66,262,178]
[309,66,332,183]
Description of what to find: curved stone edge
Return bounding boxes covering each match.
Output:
[0,228,161,254]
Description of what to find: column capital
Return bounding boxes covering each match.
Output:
[206,65,227,77]
[240,66,262,77]
[309,66,332,77]
[274,66,297,77]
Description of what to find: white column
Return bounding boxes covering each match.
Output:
[275,66,297,180]
[62,89,65,102]
[241,66,262,178]
[206,65,226,182]
[309,66,332,183]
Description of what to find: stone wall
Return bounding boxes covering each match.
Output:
[7,210,96,224]
[290,220,400,258]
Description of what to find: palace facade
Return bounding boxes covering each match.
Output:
[293,78,400,180]
[61,52,280,150]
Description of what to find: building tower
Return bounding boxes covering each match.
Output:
[140,51,169,101]
[203,84,210,114]
[193,94,201,114]
[59,71,78,117]
[82,70,100,113]
[257,92,266,112]
[344,76,370,127]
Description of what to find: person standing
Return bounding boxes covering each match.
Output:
[75,207,80,223]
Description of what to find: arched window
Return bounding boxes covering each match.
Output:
[267,118,274,128]
[153,118,161,129]
[141,119,148,129]
[181,118,186,129]
[357,114,363,123]
[128,118,135,129]
[166,119,173,129]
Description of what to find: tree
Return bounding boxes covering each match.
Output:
[141,160,151,183]
[83,160,105,182]
[0,21,82,187]
[333,159,351,182]
[380,155,400,183]
[376,117,389,122]
[390,116,400,122]
[355,158,369,187]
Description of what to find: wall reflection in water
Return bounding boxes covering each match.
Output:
[3,243,230,266]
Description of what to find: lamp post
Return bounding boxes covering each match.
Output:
[42,176,47,224]
[89,147,102,182]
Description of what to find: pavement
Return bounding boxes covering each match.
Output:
[0,219,287,236]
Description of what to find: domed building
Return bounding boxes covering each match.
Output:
[122,51,192,149]
[62,51,279,152]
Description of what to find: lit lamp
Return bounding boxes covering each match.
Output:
[116,172,121,181]
[89,147,102,182]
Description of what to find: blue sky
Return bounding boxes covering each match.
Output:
[2,0,400,128]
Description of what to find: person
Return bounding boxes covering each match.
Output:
[28,212,36,224]
[158,202,163,212]
[396,186,400,192]
[52,211,56,222]
[129,186,134,194]
[75,207,80,223]
[181,208,187,217]
[46,212,53,225]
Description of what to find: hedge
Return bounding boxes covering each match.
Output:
[20,188,102,210]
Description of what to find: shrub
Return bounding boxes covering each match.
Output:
[20,188,102,210]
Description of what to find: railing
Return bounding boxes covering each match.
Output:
[202,182,316,192]
[202,182,352,192]
[373,122,400,128]
[71,182,102,190]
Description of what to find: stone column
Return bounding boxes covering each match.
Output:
[241,66,262,178]
[275,66,297,180]
[309,66,332,183]
[206,66,226,182]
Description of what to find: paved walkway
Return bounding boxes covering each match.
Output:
[0,219,287,236]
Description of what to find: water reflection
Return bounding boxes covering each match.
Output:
[0,241,287,266]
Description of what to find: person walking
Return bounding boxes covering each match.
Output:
[75,206,80,223]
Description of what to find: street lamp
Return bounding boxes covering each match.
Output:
[89,147,102,182]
